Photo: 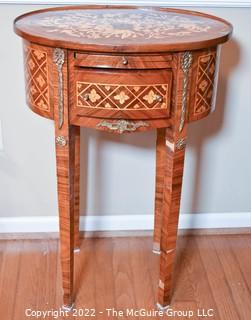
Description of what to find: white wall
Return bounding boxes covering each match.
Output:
[0,4,251,231]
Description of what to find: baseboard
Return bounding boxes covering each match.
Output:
[0,212,250,235]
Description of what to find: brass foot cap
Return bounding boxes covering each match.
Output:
[62,303,74,312]
[156,303,170,311]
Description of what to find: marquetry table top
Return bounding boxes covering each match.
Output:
[14,5,232,53]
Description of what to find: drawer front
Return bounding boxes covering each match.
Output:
[73,52,173,69]
[70,69,172,120]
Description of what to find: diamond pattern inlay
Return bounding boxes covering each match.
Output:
[194,52,216,114]
[24,45,50,111]
[76,82,168,110]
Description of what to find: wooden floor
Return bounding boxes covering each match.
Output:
[0,234,250,320]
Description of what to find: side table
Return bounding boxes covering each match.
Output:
[14,5,232,310]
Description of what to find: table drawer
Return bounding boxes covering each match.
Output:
[73,52,173,69]
[70,68,172,120]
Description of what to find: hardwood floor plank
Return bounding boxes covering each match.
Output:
[172,236,219,319]
[0,241,22,320]
[196,236,240,320]
[112,237,137,320]
[172,236,197,302]
[11,240,53,319]
[127,237,156,318]
[74,238,96,309]
[211,235,251,320]
[93,238,116,318]
[228,235,251,291]
[152,235,219,319]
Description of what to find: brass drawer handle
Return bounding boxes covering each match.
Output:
[96,119,149,133]
[82,93,89,101]
[122,57,128,65]
[155,95,163,103]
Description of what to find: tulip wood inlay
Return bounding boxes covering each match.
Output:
[14,4,232,311]
[24,44,50,111]
[194,51,217,114]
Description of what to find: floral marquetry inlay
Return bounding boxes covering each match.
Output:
[143,90,161,104]
[24,44,50,111]
[15,8,231,48]
[194,52,217,114]
[76,82,168,111]
[114,91,130,104]
[88,89,101,103]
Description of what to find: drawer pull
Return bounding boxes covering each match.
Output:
[82,93,90,101]
[96,119,149,133]
[155,95,163,103]
[122,57,128,65]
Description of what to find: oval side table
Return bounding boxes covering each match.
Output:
[14,5,232,311]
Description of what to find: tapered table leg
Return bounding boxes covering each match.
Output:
[157,126,187,308]
[53,47,75,310]
[55,126,76,310]
[156,51,192,308]
[153,128,166,254]
[73,126,80,252]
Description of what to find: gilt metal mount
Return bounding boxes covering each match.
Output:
[55,135,67,147]
[176,138,187,150]
[179,52,193,132]
[96,119,149,133]
[53,48,65,129]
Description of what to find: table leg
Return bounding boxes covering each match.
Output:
[157,126,187,309]
[153,128,166,254]
[55,126,76,310]
[74,126,80,252]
